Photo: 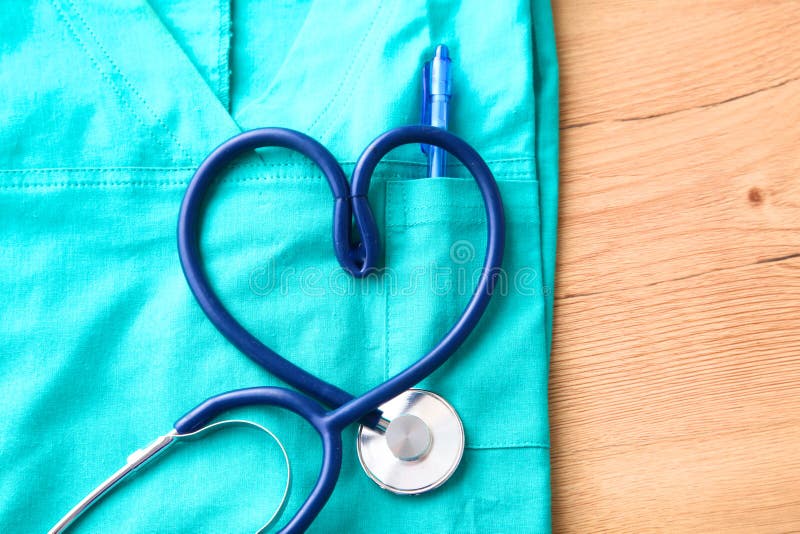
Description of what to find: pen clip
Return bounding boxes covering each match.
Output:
[420,60,431,155]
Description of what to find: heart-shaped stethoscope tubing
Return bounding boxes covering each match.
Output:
[49,126,505,534]
[174,125,505,531]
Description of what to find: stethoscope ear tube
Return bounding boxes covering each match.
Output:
[174,387,344,534]
[48,418,292,534]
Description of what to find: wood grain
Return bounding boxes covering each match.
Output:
[549,1,800,532]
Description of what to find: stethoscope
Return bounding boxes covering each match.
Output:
[51,125,505,533]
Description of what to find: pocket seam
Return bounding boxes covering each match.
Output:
[383,178,549,450]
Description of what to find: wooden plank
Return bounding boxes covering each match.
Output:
[550,261,800,532]
[555,0,800,128]
[549,0,800,531]
[558,74,800,298]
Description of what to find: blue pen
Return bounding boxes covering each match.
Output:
[420,44,452,177]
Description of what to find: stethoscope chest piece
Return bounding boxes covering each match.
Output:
[357,389,464,495]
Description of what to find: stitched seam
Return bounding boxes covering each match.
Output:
[392,208,539,226]
[0,168,197,173]
[0,168,536,179]
[0,171,539,190]
[308,1,384,133]
[387,219,486,228]
[384,183,390,381]
[319,1,398,142]
[230,2,317,122]
[0,181,188,189]
[0,179,538,192]
[0,174,505,189]
[466,443,550,451]
[384,181,546,452]
[383,182,396,381]
[384,181,407,381]
[48,0,175,160]
[0,173,538,190]
[217,0,231,110]
[0,176,330,189]
[0,157,534,171]
[60,0,192,163]
[66,0,191,161]
[0,176,338,189]
[386,221,540,231]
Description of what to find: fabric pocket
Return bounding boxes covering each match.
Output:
[383,177,549,449]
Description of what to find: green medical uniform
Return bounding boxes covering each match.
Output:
[0,1,558,532]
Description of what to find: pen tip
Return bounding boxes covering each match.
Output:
[435,44,449,59]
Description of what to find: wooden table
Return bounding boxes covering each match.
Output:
[549,2,800,531]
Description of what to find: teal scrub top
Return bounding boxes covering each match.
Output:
[0,1,559,532]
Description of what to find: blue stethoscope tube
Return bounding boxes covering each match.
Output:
[178,128,366,423]
[174,125,505,531]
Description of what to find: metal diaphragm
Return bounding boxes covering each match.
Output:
[357,389,465,495]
